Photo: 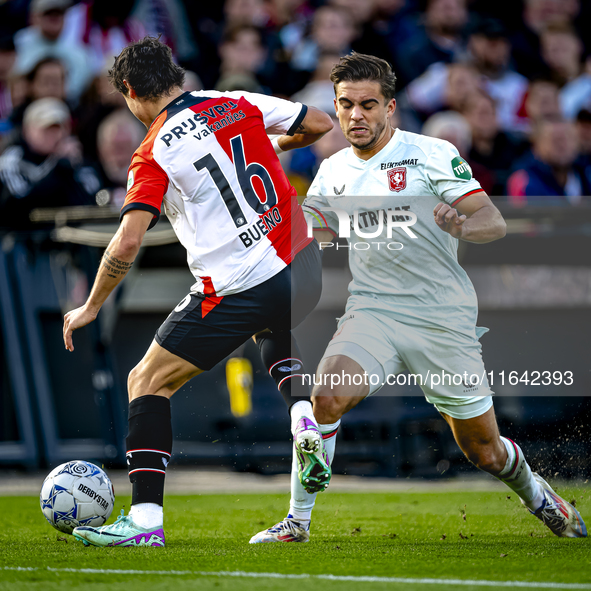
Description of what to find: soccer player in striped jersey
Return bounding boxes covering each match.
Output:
[251,52,586,543]
[62,37,334,547]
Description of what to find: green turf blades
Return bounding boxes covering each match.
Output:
[2,489,590,590]
[72,510,165,547]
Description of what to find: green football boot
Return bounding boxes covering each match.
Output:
[294,417,331,494]
[73,510,165,547]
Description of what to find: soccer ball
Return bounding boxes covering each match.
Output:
[40,460,115,534]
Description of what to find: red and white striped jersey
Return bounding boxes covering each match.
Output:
[121,90,312,297]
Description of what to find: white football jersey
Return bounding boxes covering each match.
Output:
[304,129,484,332]
[122,90,311,298]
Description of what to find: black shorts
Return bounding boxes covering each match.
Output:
[155,240,322,370]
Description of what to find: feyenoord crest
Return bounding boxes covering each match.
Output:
[387,167,406,192]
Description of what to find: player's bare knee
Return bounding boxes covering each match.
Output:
[465,446,505,475]
[312,393,347,423]
[127,363,146,401]
[127,359,163,401]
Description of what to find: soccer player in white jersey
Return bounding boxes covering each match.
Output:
[61,37,335,547]
[251,52,586,543]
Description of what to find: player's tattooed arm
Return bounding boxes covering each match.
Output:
[101,249,133,279]
[63,209,153,352]
[274,107,333,152]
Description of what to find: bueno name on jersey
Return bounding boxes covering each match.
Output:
[122,89,311,297]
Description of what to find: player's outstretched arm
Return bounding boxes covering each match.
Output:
[273,107,333,153]
[433,191,506,244]
[62,209,153,351]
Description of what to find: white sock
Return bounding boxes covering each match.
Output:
[290,400,318,435]
[289,420,340,523]
[498,436,544,511]
[129,503,163,529]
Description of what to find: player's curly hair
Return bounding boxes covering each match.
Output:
[330,52,397,102]
[108,36,185,100]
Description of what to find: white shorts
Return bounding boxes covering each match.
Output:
[322,304,494,420]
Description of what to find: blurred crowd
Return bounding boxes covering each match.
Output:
[0,0,590,231]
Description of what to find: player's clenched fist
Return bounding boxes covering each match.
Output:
[63,306,97,352]
[433,202,467,239]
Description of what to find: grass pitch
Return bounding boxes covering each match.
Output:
[1,487,590,591]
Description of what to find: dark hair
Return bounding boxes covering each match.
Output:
[221,24,262,46]
[532,114,569,139]
[469,16,508,40]
[462,89,496,114]
[108,36,185,100]
[0,35,15,53]
[541,22,579,39]
[528,76,560,89]
[330,52,396,102]
[26,57,64,82]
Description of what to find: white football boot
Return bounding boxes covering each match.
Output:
[249,516,310,543]
[524,473,587,538]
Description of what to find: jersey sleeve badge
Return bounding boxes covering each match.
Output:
[451,157,472,180]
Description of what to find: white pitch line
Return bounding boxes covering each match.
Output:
[2,566,591,589]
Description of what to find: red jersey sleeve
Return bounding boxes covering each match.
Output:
[120,112,169,230]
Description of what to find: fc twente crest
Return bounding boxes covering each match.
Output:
[387,167,406,192]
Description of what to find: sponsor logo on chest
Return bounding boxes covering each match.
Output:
[160,101,246,147]
[380,158,419,170]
